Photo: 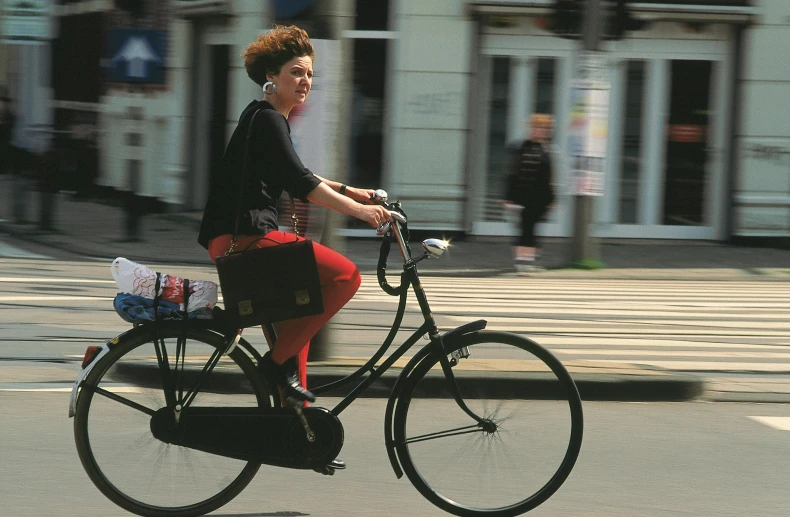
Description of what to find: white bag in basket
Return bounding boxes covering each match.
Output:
[111,257,218,310]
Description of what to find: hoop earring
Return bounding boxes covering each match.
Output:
[262,81,276,95]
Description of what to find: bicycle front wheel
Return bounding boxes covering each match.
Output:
[73,323,271,517]
[393,331,583,517]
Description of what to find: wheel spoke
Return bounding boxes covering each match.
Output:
[89,385,157,417]
[394,331,583,515]
[73,324,269,516]
[403,424,483,444]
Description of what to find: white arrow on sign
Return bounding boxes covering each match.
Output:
[111,36,161,78]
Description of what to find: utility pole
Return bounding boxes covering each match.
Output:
[307,0,354,361]
[570,0,604,266]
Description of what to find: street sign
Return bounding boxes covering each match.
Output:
[107,29,167,84]
[1,0,52,44]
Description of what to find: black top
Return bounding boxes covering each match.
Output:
[505,139,554,210]
[198,100,321,249]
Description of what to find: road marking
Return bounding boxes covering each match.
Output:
[0,384,142,393]
[551,349,790,359]
[0,387,72,392]
[748,416,790,431]
[0,277,115,284]
[0,242,50,259]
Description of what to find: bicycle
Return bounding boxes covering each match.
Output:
[69,192,584,517]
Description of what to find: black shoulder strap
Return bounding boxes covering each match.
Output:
[232,109,262,238]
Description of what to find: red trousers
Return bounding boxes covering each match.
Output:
[208,231,361,391]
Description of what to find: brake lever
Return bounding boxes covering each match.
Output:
[376,221,391,236]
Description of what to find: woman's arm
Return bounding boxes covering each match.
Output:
[307,183,391,227]
[312,174,341,192]
[313,174,375,204]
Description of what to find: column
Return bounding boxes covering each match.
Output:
[641,59,669,226]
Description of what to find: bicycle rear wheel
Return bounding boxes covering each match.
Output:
[393,331,583,516]
[73,323,271,517]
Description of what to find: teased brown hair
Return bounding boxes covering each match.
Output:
[243,25,315,86]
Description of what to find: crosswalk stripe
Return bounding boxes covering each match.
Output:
[347,276,790,374]
[1,272,786,376]
[748,417,790,431]
[0,277,115,283]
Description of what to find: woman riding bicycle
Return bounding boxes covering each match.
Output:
[198,25,391,404]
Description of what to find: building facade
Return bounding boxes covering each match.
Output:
[387,0,789,240]
[31,0,790,241]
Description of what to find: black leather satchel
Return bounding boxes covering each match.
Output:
[215,109,324,327]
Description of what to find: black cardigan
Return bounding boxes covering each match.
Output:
[198,100,321,249]
[505,139,554,211]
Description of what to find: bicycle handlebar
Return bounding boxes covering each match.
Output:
[370,192,409,297]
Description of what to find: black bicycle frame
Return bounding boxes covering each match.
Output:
[308,217,487,425]
[153,211,486,426]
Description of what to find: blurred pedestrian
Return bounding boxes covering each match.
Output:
[198,25,391,416]
[504,114,555,272]
[0,92,15,175]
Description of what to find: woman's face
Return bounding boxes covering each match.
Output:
[268,55,313,110]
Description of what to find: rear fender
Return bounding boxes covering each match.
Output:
[68,342,112,418]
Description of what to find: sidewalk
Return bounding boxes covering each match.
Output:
[2,183,790,281]
[3,184,790,402]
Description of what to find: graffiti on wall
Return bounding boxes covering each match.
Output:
[405,92,465,117]
[743,143,790,167]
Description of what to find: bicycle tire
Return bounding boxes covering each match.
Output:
[393,331,583,516]
[74,323,271,517]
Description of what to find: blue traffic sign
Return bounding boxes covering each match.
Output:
[107,29,166,84]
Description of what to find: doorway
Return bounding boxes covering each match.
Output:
[663,60,712,226]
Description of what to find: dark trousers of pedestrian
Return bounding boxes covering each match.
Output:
[518,203,545,248]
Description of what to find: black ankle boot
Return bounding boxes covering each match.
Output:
[260,352,316,403]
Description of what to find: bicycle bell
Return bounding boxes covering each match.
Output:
[372,189,388,203]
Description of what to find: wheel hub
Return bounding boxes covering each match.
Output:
[480,418,498,434]
[150,407,182,444]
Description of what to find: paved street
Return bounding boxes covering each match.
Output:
[2,392,790,517]
[2,195,790,516]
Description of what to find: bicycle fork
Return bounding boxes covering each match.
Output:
[432,336,489,428]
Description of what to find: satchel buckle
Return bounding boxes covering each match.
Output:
[294,290,311,306]
[238,300,253,315]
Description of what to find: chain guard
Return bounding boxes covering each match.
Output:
[150,405,344,469]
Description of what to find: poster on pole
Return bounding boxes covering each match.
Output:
[567,78,609,196]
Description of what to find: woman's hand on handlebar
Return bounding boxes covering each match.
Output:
[356,204,392,228]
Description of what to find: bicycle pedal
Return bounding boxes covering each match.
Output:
[312,465,335,476]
